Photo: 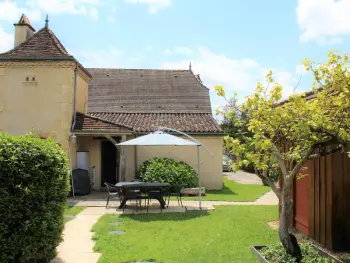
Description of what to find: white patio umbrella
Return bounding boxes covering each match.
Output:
[117,129,212,209]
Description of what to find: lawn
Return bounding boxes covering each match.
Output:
[64,205,85,223]
[178,177,270,202]
[92,205,279,263]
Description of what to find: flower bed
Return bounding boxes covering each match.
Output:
[252,243,343,263]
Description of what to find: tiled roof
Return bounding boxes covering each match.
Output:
[73,113,132,133]
[87,68,212,113]
[0,26,91,78]
[14,14,35,32]
[0,27,69,58]
[86,112,222,133]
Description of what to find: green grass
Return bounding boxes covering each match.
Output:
[64,205,85,222]
[177,177,270,202]
[92,205,279,263]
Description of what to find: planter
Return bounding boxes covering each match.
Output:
[182,187,206,196]
[252,244,343,263]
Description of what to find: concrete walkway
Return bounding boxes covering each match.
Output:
[51,208,102,263]
[224,170,263,185]
[68,189,278,208]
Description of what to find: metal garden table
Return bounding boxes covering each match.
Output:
[115,182,170,209]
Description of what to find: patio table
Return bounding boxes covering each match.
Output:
[115,182,170,209]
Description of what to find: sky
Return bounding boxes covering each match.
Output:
[0,0,350,113]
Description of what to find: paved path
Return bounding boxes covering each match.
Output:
[224,170,263,185]
[68,190,278,208]
[51,208,102,263]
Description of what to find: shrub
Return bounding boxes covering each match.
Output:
[138,157,198,188]
[0,133,70,262]
[260,243,333,263]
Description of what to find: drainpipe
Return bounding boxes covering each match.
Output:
[71,64,78,132]
[69,64,78,196]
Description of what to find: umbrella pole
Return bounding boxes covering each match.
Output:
[197,146,201,209]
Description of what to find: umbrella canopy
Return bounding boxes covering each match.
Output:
[117,131,201,146]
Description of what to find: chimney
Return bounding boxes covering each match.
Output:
[14,14,36,47]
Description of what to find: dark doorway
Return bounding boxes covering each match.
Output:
[101,140,119,186]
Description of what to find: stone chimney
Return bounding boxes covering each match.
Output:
[14,14,36,47]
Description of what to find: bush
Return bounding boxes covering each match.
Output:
[0,133,70,262]
[138,157,198,188]
[260,243,333,263]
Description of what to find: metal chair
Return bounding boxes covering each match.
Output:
[165,185,183,208]
[146,180,163,212]
[123,188,143,212]
[104,182,121,208]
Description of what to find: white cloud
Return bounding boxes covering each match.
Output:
[74,46,123,68]
[107,16,115,22]
[162,48,172,55]
[162,46,192,56]
[89,7,99,20]
[124,0,171,14]
[173,46,192,56]
[0,0,102,22]
[162,47,300,110]
[0,26,13,53]
[0,1,41,22]
[296,0,350,45]
[296,64,307,75]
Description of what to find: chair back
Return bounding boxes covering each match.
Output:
[130,179,141,182]
[104,182,118,194]
[173,184,183,194]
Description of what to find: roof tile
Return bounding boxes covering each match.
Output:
[0,27,70,58]
[86,112,222,133]
[87,68,212,114]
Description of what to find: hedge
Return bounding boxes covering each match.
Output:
[138,157,198,188]
[0,133,70,262]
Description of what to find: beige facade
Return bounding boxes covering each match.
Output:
[14,25,35,47]
[0,62,223,190]
[74,135,223,190]
[0,62,89,151]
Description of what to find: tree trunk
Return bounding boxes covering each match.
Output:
[279,191,302,262]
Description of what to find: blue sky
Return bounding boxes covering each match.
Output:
[1,0,349,112]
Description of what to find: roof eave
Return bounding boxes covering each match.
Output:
[0,56,92,78]
[13,23,36,32]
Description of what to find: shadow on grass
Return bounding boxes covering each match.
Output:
[205,184,237,196]
[120,210,211,222]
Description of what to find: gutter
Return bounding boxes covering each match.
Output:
[69,63,78,197]
[70,64,78,133]
[134,131,225,136]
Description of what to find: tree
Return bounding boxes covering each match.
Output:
[215,51,350,261]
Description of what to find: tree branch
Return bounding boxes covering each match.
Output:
[288,147,314,180]
[255,168,281,199]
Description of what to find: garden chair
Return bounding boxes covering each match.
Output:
[104,182,122,208]
[165,184,183,208]
[146,180,163,212]
[122,188,143,212]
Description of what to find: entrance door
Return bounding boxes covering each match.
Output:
[294,161,310,235]
[101,140,119,186]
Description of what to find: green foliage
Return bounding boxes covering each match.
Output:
[261,243,334,263]
[138,157,198,188]
[215,51,350,179]
[0,133,70,262]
